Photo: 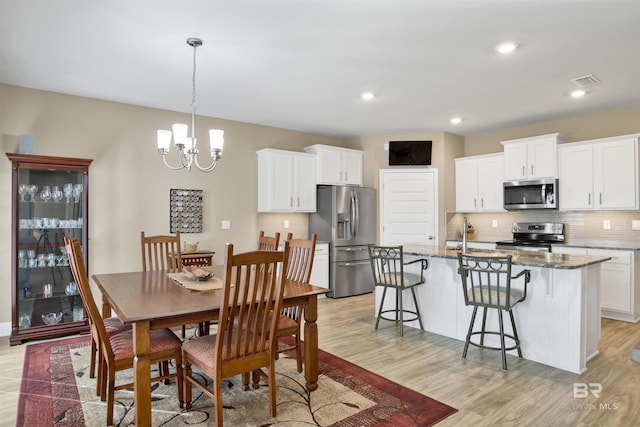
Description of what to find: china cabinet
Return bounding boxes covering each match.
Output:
[7,153,92,345]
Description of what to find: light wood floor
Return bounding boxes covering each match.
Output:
[2,293,640,426]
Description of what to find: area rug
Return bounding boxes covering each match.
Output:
[16,335,457,426]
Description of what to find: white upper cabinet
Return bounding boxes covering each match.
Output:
[559,134,639,210]
[304,144,363,186]
[455,153,504,212]
[257,149,317,212]
[501,133,565,180]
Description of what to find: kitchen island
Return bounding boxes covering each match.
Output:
[376,246,611,374]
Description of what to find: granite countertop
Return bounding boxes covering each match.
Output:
[404,245,611,270]
[445,239,640,251]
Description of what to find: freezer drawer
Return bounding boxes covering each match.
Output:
[329,259,374,298]
[332,245,370,263]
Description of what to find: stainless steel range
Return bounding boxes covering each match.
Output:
[496,222,565,253]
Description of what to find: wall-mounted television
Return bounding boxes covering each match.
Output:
[388,140,432,166]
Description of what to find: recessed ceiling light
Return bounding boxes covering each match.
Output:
[495,42,518,54]
[360,92,376,101]
[570,89,586,98]
[450,117,462,124]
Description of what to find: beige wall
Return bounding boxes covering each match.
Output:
[349,131,465,245]
[463,105,640,156]
[0,84,346,329]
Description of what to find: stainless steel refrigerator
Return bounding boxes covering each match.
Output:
[309,185,376,298]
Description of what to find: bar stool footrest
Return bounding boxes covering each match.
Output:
[467,331,520,352]
[378,309,421,324]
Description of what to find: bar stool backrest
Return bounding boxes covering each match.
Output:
[457,254,525,311]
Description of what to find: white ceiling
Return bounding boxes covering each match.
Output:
[1,0,639,137]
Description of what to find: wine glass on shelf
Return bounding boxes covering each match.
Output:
[63,183,73,203]
[51,186,63,203]
[40,186,51,202]
[27,185,38,202]
[18,184,28,201]
[73,184,83,203]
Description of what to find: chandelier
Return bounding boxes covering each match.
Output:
[156,37,224,172]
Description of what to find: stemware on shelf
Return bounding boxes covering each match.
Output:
[63,183,73,203]
[27,185,38,202]
[51,186,63,202]
[40,186,51,202]
[73,184,83,203]
[18,184,28,201]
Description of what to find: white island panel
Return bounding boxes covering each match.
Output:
[376,249,605,374]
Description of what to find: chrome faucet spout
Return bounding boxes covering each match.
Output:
[462,216,468,253]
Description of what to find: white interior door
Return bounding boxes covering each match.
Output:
[380,169,438,246]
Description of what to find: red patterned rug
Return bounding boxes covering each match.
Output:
[17,335,456,426]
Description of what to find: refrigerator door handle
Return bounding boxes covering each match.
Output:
[350,190,359,239]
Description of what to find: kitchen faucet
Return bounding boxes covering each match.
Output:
[462,216,468,253]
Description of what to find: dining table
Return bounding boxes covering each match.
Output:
[92,265,328,427]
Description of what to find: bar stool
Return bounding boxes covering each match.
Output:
[368,245,428,336]
[457,253,531,370]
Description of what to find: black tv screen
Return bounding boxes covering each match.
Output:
[388,141,432,166]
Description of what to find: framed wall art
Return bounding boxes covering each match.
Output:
[169,189,203,233]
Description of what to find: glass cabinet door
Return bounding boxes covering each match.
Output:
[8,153,92,345]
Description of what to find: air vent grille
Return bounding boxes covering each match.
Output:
[571,74,601,87]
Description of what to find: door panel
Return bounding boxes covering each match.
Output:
[380,169,437,246]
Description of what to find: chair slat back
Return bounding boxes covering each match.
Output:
[141,231,182,272]
[216,242,290,364]
[65,237,114,357]
[368,245,405,287]
[257,231,280,251]
[457,254,513,310]
[285,233,317,283]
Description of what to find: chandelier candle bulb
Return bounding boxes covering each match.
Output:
[157,130,172,152]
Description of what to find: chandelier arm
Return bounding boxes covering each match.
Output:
[192,155,219,172]
[160,154,188,170]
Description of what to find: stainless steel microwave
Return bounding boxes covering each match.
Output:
[503,178,558,210]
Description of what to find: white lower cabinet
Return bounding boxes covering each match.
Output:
[553,246,639,322]
[309,243,329,296]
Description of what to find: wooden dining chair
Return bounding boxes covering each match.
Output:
[141,230,183,272]
[257,230,280,251]
[65,237,184,425]
[62,240,131,394]
[276,233,317,372]
[141,230,200,337]
[182,242,291,427]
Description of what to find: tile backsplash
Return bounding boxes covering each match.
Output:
[446,210,640,247]
[257,212,309,243]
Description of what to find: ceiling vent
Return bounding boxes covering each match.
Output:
[571,74,601,87]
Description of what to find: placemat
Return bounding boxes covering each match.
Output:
[166,272,224,291]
